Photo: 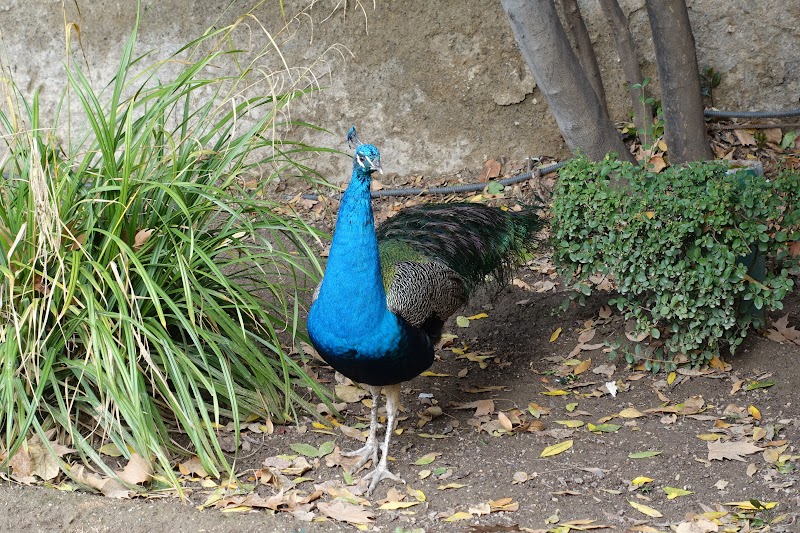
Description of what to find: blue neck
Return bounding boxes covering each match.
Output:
[315,166,388,327]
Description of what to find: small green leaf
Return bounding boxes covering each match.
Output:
[663,486,694,499]
[485,181,505,195]
[342,468,354,485]
[745,380,776,391]
[289,443,321,457]
[780,130,799,149]
[456,316,470,328]
[317,440,336,457]
[628,451,662,459]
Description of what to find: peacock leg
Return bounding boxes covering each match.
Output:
[341,385,380,469]
[363,383,404,495]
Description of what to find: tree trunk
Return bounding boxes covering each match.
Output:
[558,0,609,119]
[501,0,634,163]
[645,0,712,162]
[597,0,652,146]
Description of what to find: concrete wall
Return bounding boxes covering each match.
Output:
[2,1,798,180]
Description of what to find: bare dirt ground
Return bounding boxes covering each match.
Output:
[1,174,798,533]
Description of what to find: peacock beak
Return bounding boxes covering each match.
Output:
[366,157,383,174]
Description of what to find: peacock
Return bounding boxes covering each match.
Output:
[307,127,542,495]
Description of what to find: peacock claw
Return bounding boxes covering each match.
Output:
[341,442,379,470]
[362,464,404,496]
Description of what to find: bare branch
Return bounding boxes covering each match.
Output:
[597,0,652,145]
[558,0,609,119]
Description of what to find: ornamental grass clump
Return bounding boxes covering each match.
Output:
[0,10,333,485]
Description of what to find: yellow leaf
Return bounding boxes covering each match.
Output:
[549,327,562,342]
[378,501,421,510]
[573,358,591,375]
[420,371,451,377]
[540,389,569,396]
[98,443,124,457]
[628,500,663,518]
[540,440,573,458]
[723,501,778,510]
[418,469,431,480]
[631,476,654,486]
[221,506,253,513]
[663,486,694,499]
[437,483,465,490]
[748,405,762,420]
[466,312,488,320]
[407,487,426,501]
[443,511,473,522]
[414,452,440,465]
[618,407,645,419]
[667,371,677,385]
[697,433,724,441]
[643,211,655,219]
[555,420,584,428]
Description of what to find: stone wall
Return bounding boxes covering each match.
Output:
[2,0,798,180]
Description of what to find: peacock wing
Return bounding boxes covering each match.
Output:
[376,203,542,294]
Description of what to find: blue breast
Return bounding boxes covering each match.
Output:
[307,161,435,386]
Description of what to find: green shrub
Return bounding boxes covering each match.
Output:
[0,9,332,485]
[552,154,799,371]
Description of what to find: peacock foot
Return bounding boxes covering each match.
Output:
[362,463,404,496]
[341,441,380,470]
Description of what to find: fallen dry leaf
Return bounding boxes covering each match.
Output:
[10,430,76,482]
[766,314,800,345]
[675,516,719,533]
[707,440,763,461]
[118,453,153,485]
[479,159,502,181]
[442,511,474,522]
[573,358,592,375]
[335,384,368,403]
[316,500,374,525]
[540,440,573,458]
[71,465,131,498]
[628,500,663,518]
[618,407,645,419]
[178,456,209,478]
[489,497,519,512]
[378,500,421,510]
[133,228,154,250]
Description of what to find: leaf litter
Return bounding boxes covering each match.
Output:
[7,226,799,533]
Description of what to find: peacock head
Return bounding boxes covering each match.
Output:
[348,126,383,176]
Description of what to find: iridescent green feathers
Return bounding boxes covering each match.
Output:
[376,203,542,295]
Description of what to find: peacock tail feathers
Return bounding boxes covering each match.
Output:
[376,202,543,295]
